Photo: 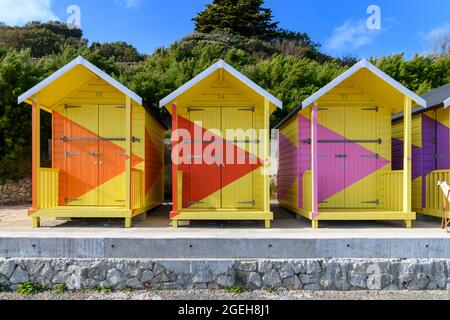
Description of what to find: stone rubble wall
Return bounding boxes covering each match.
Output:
[0,178,32,205]
[1,258,449,291]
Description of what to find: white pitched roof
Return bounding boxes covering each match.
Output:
[18,56,142,105]
[301,59,427,109]
[159,59,282,109]
[445,98,450,109]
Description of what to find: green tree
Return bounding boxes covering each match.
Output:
[90,41,143,63]
[193,0,279,40]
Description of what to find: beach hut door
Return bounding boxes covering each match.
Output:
[64,105,126,206]
[64,105,99,205]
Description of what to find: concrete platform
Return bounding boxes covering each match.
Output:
[0,204,449,259]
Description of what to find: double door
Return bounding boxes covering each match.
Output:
[64,105,126,206]
[186,107,256,209]
[317,107,379,208]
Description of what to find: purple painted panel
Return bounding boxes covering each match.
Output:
[436,119,450,170]
[392,138,423,180]
[391,138,404,171]
[278,132,298,202]
[422,114,437,207]
[317,123,389,202]
[298,115,311,209]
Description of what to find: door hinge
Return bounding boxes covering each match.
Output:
[361,154,380,159]
[188,200,205,205]
[65,198,81,202]
[362,107,379,112]
[361,200,379,205]
[64,152,81,156]
[238,107,255,112]
[132,136,141,143]
[88,152,102,157]
[238,200,256,205]
[188,108,205,112]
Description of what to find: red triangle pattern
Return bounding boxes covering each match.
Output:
[177,115,263,208]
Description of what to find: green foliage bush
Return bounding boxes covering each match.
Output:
[16,281,42,295]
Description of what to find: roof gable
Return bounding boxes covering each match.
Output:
[159,59,282,109]
[302,59,427,110]
[18,56,142,105]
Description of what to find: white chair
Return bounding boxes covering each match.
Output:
[437,181,450,232]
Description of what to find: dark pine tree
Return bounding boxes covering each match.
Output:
[193,0,279,41]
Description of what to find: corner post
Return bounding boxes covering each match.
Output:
[311,102,319,224]
[403,96,412,226]
[125,96,133,227]
[264,99,270,215]
[171,103,179,220]
[31,100,40,214]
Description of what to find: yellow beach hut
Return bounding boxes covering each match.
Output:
[275,59,427,228]
[392,83,450,220]
[18,56,166,228]
[160,60,282,228]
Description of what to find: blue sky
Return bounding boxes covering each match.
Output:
[1,0,449,59]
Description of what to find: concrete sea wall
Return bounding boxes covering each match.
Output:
[1,258,449,291]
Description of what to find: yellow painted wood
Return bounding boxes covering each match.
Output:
[189,107,222,208]
[65,104,99,206]
[33,101,41,210]
[311,220,319,229]
[425,170,450,216]
[311,210,416,220]
[382,171,403,211]
[404,220,413,229]
[222,107,255,209]
[302,171,312,212]
[173,211,273,221]
[38,168,59,209]
[125,217,132,228]
[99,104,126,206]
[131,169,145,209]
[317,106,345,208]
[403,97,412,213]
[126,96,132,210]
[32,217,40,228]
[177,170,183,212]
[264,98,270,213]
[265,220,271,229]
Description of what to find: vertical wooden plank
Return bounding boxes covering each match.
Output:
[264,99,270,213]
[126,96,132,210]
[311,102,319,217]
[171,103,179,216]
[32,100,40,211]
[403,96,412,213]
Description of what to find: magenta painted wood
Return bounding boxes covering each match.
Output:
[278,132,298,201]
[311,105,319,217]
[317,118,389,203]
[298,114,311,209]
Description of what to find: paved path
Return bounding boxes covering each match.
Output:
[0,204,448,239]
[0,289,449,300]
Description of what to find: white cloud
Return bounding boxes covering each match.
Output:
[0,0,59,26]
[325,19,381,52]
[421,23,450,42]
[419,23,450,55]
[115,0,141,9]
